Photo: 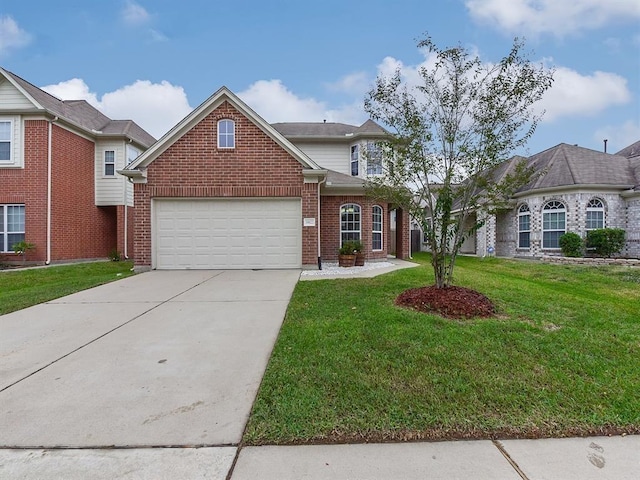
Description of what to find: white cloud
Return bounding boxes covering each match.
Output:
[238,79,365,125]
[372,50,632,124]
[41,78,192,139]
[122,1,150,26]
[0,15,32,55]
[537,67,631,121]
[594,120,640,153]
[465,0,640,36]
[326,72,370,96]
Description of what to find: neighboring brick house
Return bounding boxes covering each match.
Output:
[462,142,640,259]
[121,86,410,270]
[0,67,155,264]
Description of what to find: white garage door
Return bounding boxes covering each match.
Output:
[153,198,302,269]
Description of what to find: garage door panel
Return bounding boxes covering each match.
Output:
[154,199,301,269]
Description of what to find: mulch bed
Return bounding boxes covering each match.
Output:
[395,285,496,319]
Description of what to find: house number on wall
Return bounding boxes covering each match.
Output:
[303,218,316,227]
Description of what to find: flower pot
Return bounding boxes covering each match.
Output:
[338,254,356,267]
[355,252,365,266]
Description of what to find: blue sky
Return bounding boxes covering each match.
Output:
[2,0,639,155]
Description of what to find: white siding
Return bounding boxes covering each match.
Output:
[95,140,126,205]
[0,80,34,110]
[293,142,350,174]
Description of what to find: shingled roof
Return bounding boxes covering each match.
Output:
[516,143,638,192]
[272,119,387,139]
[1,68,155,148]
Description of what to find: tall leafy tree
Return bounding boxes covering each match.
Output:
[365,36,553,288]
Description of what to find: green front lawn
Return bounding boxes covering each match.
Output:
[0,261,135,315]
[245,253,640,444]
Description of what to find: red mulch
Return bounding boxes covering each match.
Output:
[395,285,496,319]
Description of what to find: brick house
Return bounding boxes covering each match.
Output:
[459,142,640,259]
[0,67,155,264]
[121,86,410,270]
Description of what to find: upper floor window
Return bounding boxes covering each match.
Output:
[340,204,361,245]
[372,205,383,251]
[517,204,531,248]
[1,204,25,253]
[104,150,115,176]
[350,145,359,176]
[586,198,605,230]
[218,119,235,149]
[126,144,140,166]
[366,142,383,176]
[542,200,566,249]
[0,120,13,163]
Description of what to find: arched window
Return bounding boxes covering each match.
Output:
[586,198,605,230]
[372,205,383,251]
[217,119,235,148]
[517,204,531,248]
[340,204,361,246]
[542,200,566,249]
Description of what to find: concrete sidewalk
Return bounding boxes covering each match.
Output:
[230,435,638,479]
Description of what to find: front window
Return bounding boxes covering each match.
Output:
[350,145,359,176]
[517,204,531,248]
[218,119,235,148]
[104,150,115,176]
[586,198,605,230]
[0,120,12,162]
[542,200,566,249]
[340,203,361,245]
[372,205,383,250]
[366,142,383,175]
[1,204,25,252]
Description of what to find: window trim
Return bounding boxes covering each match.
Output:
[586,198,605,231]
[104,150,116,177]
[340,203,361,246]
[372,205,383,251]
[350,144,359,176]
[542,200,566,249]
[517,203,531,249]
[1,204,26,253]
[217,119,235,149]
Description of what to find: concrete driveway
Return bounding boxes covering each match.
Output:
[0,269,299,478]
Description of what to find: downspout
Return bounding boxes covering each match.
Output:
[123,203,128,259]
[45,117,57,265]
[317,175,327,269]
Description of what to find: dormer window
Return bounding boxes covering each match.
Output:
[218,119,235,149]
[350,145,359,176]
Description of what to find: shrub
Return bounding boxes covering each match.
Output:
[339,241,358,256]
[586,228,626,257]
[108,248,122,262]
[559,232,583,257]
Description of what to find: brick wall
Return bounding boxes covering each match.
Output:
[0,120,118,263]
[50,125,116,260]
[320,195,390,262]
[133,101,311,268]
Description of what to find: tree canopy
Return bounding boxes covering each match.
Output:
[364,35,554,288]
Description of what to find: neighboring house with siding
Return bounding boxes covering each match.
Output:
[462,142,640,259]
[0,67,155,264]
[120,86,410,271]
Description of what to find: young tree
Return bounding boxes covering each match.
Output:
[365,36,553,288]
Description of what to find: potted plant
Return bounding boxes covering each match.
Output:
[352,240,365,266]
[338,241,357,267]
